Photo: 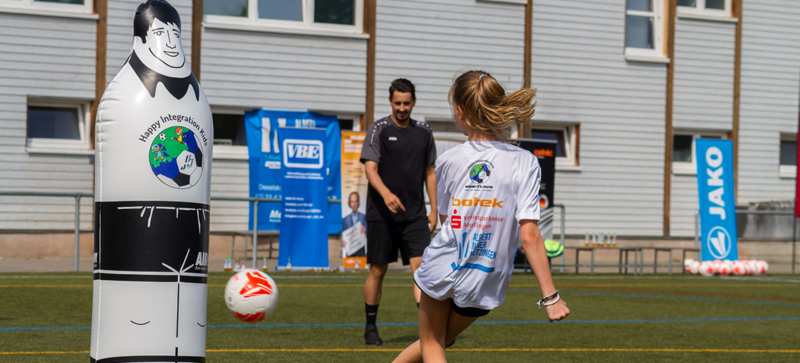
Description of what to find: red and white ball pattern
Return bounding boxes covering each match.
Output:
[684,259,768,276]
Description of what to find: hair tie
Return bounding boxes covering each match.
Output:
[479,73,487,81]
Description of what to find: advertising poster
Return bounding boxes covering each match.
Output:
[243,109,342,234]
[514,138,557,239]
[512,139,557,267]
[340,131,368,268]
[277,127,329,269]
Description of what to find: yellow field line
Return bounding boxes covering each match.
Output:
[1,283,792,289]
[4,348,800,355]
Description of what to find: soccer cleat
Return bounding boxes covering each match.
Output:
[364,325,383,345]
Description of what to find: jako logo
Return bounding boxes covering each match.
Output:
[707,226,731,259]
[451,197,503,208]
[283,139,323,169]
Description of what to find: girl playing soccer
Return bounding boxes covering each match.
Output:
[393,70,570,363]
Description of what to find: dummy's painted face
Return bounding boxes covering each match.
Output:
[145,18,185,69]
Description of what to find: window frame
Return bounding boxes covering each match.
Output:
[779,133,797,179]
[210,107,249,160]
[203,0,364,37]
[0,0,94,16]
[677,0,732,18]
[671,131,728,175]
[624,0,665,61]
[26,99,93,155]
[530,123,579,170]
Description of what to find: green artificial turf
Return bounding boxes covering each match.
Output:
[1,272,799,362]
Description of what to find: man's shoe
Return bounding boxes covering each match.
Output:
[364,325,383,345]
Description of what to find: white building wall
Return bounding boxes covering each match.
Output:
[0,13,96,230]
[373,0,525,120]
[531,0,667,236]
[670,18,736,237]
[738,0,800,205]
[201,29,367,231]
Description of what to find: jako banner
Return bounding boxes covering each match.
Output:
[277,127,329,269]
[695,139,738,261]
[244,109,341,234]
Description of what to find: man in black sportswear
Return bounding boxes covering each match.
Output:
[360,78,437,345]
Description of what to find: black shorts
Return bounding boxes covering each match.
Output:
[451,300,491,318]
[367,219,430,265]
[412,276,491,318]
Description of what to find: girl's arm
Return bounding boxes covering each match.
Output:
[519,220,570,322]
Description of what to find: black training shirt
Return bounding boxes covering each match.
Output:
[360,116,437,223]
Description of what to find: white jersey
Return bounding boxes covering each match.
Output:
[414,141,541,310]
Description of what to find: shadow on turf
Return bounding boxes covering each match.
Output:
[382,335,471,345]
[383,335,419,344]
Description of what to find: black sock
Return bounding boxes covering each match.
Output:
[365,303,379,327]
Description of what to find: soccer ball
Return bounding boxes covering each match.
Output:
[698,261,716,277]
[686,261,700,275]
[717,261,731,276]
[224,269,279,322]
[731,261,746,276]
[754,260,769,275]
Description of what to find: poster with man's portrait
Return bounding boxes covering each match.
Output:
[341,132,369,264]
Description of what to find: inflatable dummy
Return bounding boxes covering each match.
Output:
[91,1,213,361]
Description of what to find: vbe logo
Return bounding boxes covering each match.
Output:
[282,139,324,169]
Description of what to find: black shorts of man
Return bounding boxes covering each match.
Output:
[359,78,437,345]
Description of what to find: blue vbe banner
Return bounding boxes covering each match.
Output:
[695,139,738,261]
[278,127,329,268]
[244,109,342,234]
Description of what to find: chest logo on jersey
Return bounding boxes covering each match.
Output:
[388,136,397,141]
[452,197,503,208]
[465,160,494,191]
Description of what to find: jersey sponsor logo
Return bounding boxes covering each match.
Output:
[451,197,503,208]
[454,232,497,272]
[468,161,493,184]
[465,160,494,191]
[282,139,323,169]
[451,209,462,229]
[388,136,397,141]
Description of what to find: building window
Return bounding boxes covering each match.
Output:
[531,124,578,169]
[336,114,361,131]
[0,0,94,14]
[203,0,363,35]
[211,109,248,160]
[677,0,731,16]
[624,0,664,59]
[213,113,247,147]
[26,100,92,154]
[672,132,725,175]
[779,134,797,178]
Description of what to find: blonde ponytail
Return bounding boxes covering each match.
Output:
[449,70,536,141]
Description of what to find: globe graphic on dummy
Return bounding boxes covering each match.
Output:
[469,163,491,184]
[149,126,204,189]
